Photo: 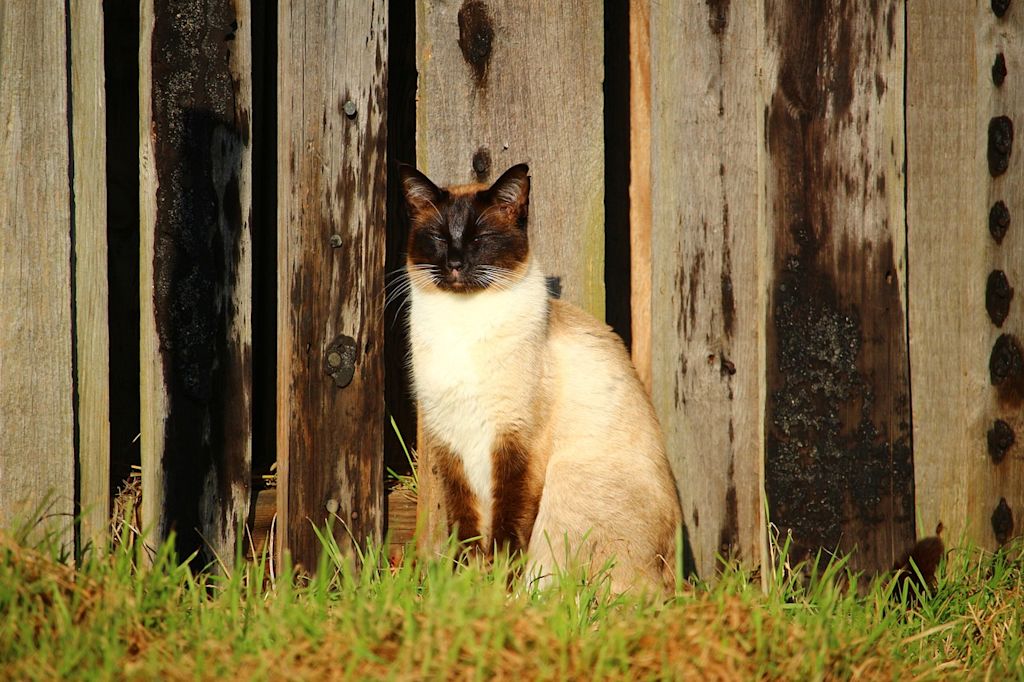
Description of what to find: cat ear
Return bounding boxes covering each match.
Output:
[486,163,530,207]
[398,163,443,213]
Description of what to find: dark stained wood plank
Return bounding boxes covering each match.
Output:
[277,1,387,570]
[763,0,914,573]
[0,2,75,548]
[139,0,253,567]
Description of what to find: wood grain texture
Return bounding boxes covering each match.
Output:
[414,420,449,554]
[908,2,1024,549]
[762,0,914,573]
[277,0,387,570]
[648,0,764,577]
[70,0,112,550]
[248,488,416,561]
[0,2,75,546]
[630,0,653,392]
[416,0,605,315]
[140,0,253,566]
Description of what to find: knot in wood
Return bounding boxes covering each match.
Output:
[986,270,1014,327]
[988,116,1014,177]
[458,1,494,86]
[324,335,357,388]
[987,419,1015,464]
[990,201,1011,244]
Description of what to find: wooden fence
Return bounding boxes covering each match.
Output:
[1,0,1021,578]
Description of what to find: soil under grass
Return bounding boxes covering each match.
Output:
[0,527,1022,680]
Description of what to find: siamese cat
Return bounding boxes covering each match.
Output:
[400,162,682,593]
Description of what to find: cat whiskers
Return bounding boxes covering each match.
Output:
[384,264,438,327]
[473,265,518,292]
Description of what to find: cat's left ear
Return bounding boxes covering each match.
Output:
[398,163,444,214]
[486,163,530,209]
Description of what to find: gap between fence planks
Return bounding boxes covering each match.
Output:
[276,1,387,571]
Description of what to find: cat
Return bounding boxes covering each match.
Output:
[399,162,682,593]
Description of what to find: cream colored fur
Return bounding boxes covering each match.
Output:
[409,257,682,593]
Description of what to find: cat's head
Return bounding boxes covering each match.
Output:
[399,163,530,293]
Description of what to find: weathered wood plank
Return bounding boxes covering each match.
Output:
[981,2,1024,549]
[416,0,605,315]
[908,2,1024,549]
[647,0,764,577]
[140,0,253,566]
[630,0,653,392]
[277,1,387,570]
[414,0,604,555]
[70,0,112,550]
[248,488,416,561]
[763,0,914,573]
[0,3,75,547]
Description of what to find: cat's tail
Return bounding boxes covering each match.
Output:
[891,533,945,593]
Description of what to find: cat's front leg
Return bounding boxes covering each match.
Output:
[431,440,483,553]
[490,433,540,556]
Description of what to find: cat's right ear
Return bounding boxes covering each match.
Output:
[399,163,443,214]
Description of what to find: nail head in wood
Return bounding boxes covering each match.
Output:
[343,100,357,118]
[329,234,343,248]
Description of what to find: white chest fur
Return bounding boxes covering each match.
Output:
[408,263,547,533]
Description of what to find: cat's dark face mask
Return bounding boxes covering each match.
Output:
[400,163,530,293]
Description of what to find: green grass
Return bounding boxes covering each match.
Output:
[1,525,1022,681]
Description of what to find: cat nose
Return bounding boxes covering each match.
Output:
[447,257,463,271]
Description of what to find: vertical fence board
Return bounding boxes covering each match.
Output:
[906,2,985,547]
[762,0,913,572]
[277,1,387,569]
[909,3,1024,549]
[70,0,112,549]
[416,0,605,314]
[0,3,75,545]
[140,0,253,565]
[979,2,1024,549]
[647,1,764,576]
[630,0,653,393]
[414,0,604,553]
